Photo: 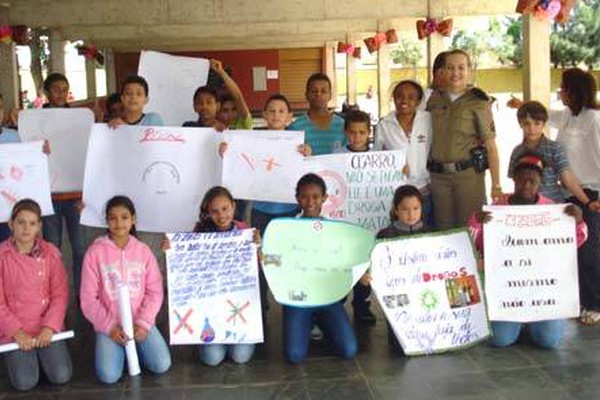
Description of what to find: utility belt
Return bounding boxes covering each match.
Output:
[428,145,489,174]
[427,158,473,174]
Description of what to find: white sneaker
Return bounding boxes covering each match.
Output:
[310,325,324,341]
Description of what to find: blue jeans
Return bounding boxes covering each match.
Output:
[95,326,172,384]
[42,199,85,293]
[490,320,565,349]
[283,302,357,364]
[198,344,255,366]
[0,222,10,242]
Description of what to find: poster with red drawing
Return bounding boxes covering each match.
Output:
[222,130,305,203]
[0,141,54,222]
[165,229,263,345]
[306,150,407,232]
[18,108,94,193]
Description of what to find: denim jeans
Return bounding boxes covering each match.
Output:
[490,320,565,349]
[283,302,357,364]
[5,340,72,391]
[42,199,85,293]
[95,326,172,384]
[198,344,255,366]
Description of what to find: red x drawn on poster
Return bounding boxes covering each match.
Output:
[174,308,194,335]
[226,300,250,325]
[262,157,281,172]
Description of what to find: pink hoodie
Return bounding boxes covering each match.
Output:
[0,239,68,344]
[80,235,163,335]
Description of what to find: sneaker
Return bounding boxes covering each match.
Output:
[310,324,324,341]
[355,308,377,325]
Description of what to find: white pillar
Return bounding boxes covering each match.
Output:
[523,14,551,106]
[325,41,337,109]
[49,29,66,74]
[85,58,97,100]
[377,38,391,118]
[105,48,117,94]
[0,43,19,109]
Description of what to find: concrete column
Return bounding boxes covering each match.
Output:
[346,35,357,106]
[85,58,97,100]
[523,14,551,106]
[48,29,66,74]
[426,35,446,85]
[324,41,337,108]
[0,43,19,109]
[377,39,390,118]
[105,48,117,94]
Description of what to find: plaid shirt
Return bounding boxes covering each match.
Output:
[508,136,570,203]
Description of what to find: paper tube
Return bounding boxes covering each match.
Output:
[117,283,141,376]
[0,330,75,353]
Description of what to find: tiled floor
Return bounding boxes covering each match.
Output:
[1,300,599,400]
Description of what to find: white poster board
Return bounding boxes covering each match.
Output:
[306,151,408,232]
[81,124,221,232]
[0,141,54,222]
[222,130,305,203]
[18,108,94,192]
[371,230,490,355]
[138,50,210,126]
[166,229,263,345]
[483,204,579,322]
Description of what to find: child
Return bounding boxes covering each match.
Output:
[376,185,433,353]
[508,101,598,208]
[375,80,433,226]
[0,199,72,391]
[427,49,502,229]
[80,196,171,384]
[184,59,252,130]
[468,152,587,348]
[334,109,371,153]
[39,73,86,295]
[109,76,163,126]
[284,173,358,363]
[0,91,21,242]
[103,92,123,122]
[163,186,258,366]
[289,73,345,156]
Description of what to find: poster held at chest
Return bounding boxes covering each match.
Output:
[370,230,489,355]
[483,204,579,322]
[166,229,263,345]
[306,150,407,232]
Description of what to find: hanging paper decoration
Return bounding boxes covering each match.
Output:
[337,42,362,59]
[516,0,577,23]
[0,25,12,45]
[75,43,105,66]
[363,29,398,54]
[415,18,453,40]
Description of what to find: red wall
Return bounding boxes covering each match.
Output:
[114,50,280,112]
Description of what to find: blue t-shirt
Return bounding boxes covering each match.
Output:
[288,114,345,156]
[139,112,163,126]
[0,127,20,144]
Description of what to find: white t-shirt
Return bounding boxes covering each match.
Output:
[374,110,432,190]
[551,107,600,192]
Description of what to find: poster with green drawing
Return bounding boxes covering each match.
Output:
[370,229,490,356]
[262,218,375,307]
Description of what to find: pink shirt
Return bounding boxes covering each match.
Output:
[80,235,164,335]
[0,239,69,343]
[467,194,588,254]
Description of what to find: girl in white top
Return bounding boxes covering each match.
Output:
[551,68,600,325]
[375,80,433,225]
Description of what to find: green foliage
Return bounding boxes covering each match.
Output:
[389,38,422,68]
[451,29,489,69]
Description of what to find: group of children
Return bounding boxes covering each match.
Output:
[0,49,598,391]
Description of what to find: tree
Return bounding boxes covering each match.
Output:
[27,28,50,96]
[389,38,422,79]
[494,17,523,67]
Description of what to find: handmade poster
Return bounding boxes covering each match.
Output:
[81,124,221,232]
[262,218,375,307]
[483,204,579,322]
[306,150,407,232]
[0,141,54,222]
[166,229,263,345]
[138,50,210,126]
[371,230,489,356]
[18,108,94,192]
[222,130,305,203]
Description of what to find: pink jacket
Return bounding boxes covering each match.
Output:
[467,194,588,254]
[0,239,68,344]
[80,235,163,335]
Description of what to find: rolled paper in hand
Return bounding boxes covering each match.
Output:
[117,283,141,376]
